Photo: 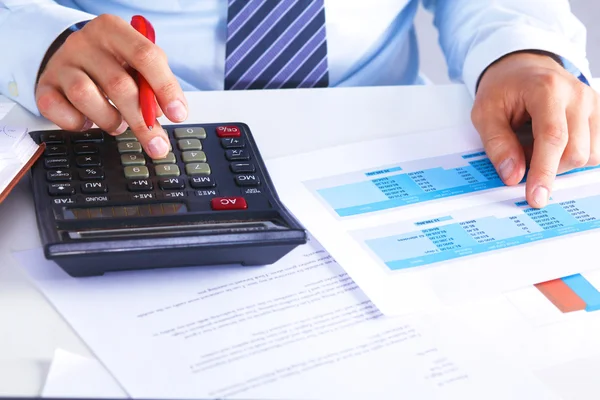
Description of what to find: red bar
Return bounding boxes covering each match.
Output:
[535,279,587,313]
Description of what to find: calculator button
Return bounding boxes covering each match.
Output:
[190,176,216,188]
[40,132,65,144]
[74,144,98,155]
[118,141,143,153]
[152,152,176,164]
[81,182,108,194]
[230,162,255,173]
[44,145,67,156]
[44,157,69,169]
[221,138,245,149]
[185,163,211,176]
[159,177,185,190]
[121,154,146,166]
[115,130,137,141]
[225,149,250,161]
[47,170,72,182]
[79,167,105,180]
[48,183,75,196]
[124,166,150,179]
[127,179,153,191]
[73,130,104,143]
[182,150,206,163]
[178,139,202,151]
[216,126,241,137]
[76,155,102,167]
[235,174,260,186]
[155,164,180,177]
[174,127,207,139]
[210,196,247,210]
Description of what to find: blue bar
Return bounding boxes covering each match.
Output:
[561,274,600,311]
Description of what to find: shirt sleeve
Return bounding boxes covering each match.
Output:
[0,1,96,115]
[421,0,593,96]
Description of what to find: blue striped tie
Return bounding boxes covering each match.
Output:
[224,0,329,90]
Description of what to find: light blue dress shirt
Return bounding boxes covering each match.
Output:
[0,0,592,116]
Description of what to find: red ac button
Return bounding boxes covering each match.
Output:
[210,196,248,210]
[216,125,241,137]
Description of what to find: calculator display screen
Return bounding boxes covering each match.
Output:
[62,203,188,220]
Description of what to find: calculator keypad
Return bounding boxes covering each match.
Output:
[38,124,268,216]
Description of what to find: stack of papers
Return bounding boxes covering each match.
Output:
[265,125,600,315]
[15,124,600,399]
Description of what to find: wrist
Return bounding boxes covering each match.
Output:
[476,50,565,93]
[36,20,91,86]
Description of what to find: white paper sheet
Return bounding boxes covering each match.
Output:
[16,239,558,400]
[0,96,15,120]
[265,125,600,315]
[42,349,125,398]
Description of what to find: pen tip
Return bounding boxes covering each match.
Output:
[148,126,153,131]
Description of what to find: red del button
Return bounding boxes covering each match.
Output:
[211,196,248,210]
[216,125,241,137]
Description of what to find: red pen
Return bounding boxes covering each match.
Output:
[131,15,156,131]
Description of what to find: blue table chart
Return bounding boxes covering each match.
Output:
[361,190,600,271]
[310,150,599,217]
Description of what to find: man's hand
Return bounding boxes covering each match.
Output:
[35,14,188,159]
[472,51,600,208]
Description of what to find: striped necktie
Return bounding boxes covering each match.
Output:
[224,0,329,90]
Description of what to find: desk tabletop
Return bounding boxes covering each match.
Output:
[0,81,595,397]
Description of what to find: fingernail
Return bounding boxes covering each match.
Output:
[166,100,187,122]
[81,118,94,131]
[110,120,128,136]
[498,158,515,182]
[148,136,169,158]
[532,186,549,207]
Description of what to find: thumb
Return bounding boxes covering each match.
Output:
[471,111,526,186]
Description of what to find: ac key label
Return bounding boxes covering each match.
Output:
[210,196,248,210]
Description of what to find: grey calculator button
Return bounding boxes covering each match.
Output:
[182,150,207,163]
[118,141,142,153]
[155,164,180,177]
[152,152,177,164]
[124,166,150,179]
[174,127,206,139]
[121,153,146,166]
[178,139,202,151]
[115,130,137,141]
[185,163,211,176]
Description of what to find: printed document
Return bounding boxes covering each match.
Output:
[265,125,600,315]
[16,239,556,399]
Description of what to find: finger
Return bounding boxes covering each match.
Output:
[58,67,127,135]
[558,105,590,174]
[471,107,526,186]
[155,97,163,118]
[102,19,188,123]
[36,83,92,131]
[527,98,569,208]
[587,95,600,166]
[79,52,170,158]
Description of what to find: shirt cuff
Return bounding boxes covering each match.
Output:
[0,3,96,115]
[462,24,593,98]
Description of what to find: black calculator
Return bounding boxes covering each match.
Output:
[28,123,307,277]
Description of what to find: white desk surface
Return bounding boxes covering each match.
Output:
[0,82,595,396]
